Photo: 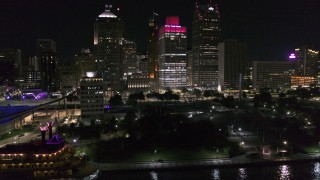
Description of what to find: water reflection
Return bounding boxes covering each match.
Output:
[237,168,248,180]
[211,169,220,180]
[150,171,158,180]
[277,165,292,180]
[313,162,320,179]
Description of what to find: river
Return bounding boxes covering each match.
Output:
[100,161,320,180]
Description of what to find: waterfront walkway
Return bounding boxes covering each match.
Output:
[97,153,320,171]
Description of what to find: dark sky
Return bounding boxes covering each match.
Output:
[0,0,319,62]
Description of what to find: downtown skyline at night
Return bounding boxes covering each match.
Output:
[0,0,319,62]
[1,0,320,179]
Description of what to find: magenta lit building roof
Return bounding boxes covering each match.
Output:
[159,16,186,34]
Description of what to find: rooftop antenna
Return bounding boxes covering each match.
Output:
[153,12,159,21]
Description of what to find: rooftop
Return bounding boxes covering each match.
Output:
[98,10,117,18]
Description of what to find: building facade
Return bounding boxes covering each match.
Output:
[94,5,123,91]
[292,46,319,77]
[218,40,248,91]
[253,61,292,90]
[192,2,221,88]
[37,39,58,92]
[80,72,104,126]
[147,17,159,89]
[158,16,187,89]
[0,49,22,85]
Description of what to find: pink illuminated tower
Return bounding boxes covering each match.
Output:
[158,16,187,89]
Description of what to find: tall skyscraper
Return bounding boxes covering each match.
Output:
[94,5,123,92]
[218,40,248,91]
[37,39,58,92]
[0,48,21,85]
[158,16,187,89]
[122,40,138,77]
[147,16,159,89]
[192,2,221,88]
[292,46,319,77]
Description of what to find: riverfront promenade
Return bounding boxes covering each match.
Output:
[97,153,320,171]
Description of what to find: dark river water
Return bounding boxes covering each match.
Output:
[100,161,320,180]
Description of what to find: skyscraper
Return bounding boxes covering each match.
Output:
[218,40,248,91]
[158,16,187,89]
[192,2,221,88]
[292,46,319,77]
[147,16,159,89]
[94,5,123,91]
[0,48,21,85]
[37,39,58,92]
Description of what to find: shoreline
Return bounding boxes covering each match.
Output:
[97,153,320,172]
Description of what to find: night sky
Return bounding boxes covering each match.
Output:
[0,0,319,63]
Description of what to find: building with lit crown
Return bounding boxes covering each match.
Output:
[80,72,104,126]
[192,2,221,88]
[158,16,187,89]
[94,5,123,92]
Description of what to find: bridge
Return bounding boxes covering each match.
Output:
[0,91,77,135]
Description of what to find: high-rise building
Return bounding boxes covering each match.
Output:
[80,72,104,126]
[147,16,159,89]
[218,40,248,91]
[75,48,96,79]
[253,61,292,90]
[60,64,78,92]
[192,2,221,88]
[0,49,22,85]
[37,39,58,92]
[158,16,187,89]
[122,40,138,77]
[94,5,123,91]
[292,46,319,77]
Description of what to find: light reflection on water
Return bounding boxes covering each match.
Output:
[313,162,320,179]
[211,169,220,180]
[277,165,292,180]
[237,168,248,180]
[150,171,158,180]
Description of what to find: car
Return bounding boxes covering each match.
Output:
[18,133,25,137]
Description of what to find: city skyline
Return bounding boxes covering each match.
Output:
[0,0,319,62]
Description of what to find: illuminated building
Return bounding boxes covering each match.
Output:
[0,49,22,85]
[192,2,221,88]
[291,76,316,88]
[253,61,292,90]
[80,72,104,126]
[292,46,319,77]
[94,5,123,91]
[37,39,58,92]
[122,40,138,79]
[127,73,150,91]
[187,49,193,86]
[158,16,187,89]
[137,54,148,74]
[218,40,248,91]
[59,64,78,92]
[75,48,96,79]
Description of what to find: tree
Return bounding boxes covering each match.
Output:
[193,89,201,99]
[108,94,123,106]
[203,90,211,98]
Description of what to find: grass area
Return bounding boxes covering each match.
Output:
[0,125,35,140]
[83,140,233,163]
[302,145,320,153]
